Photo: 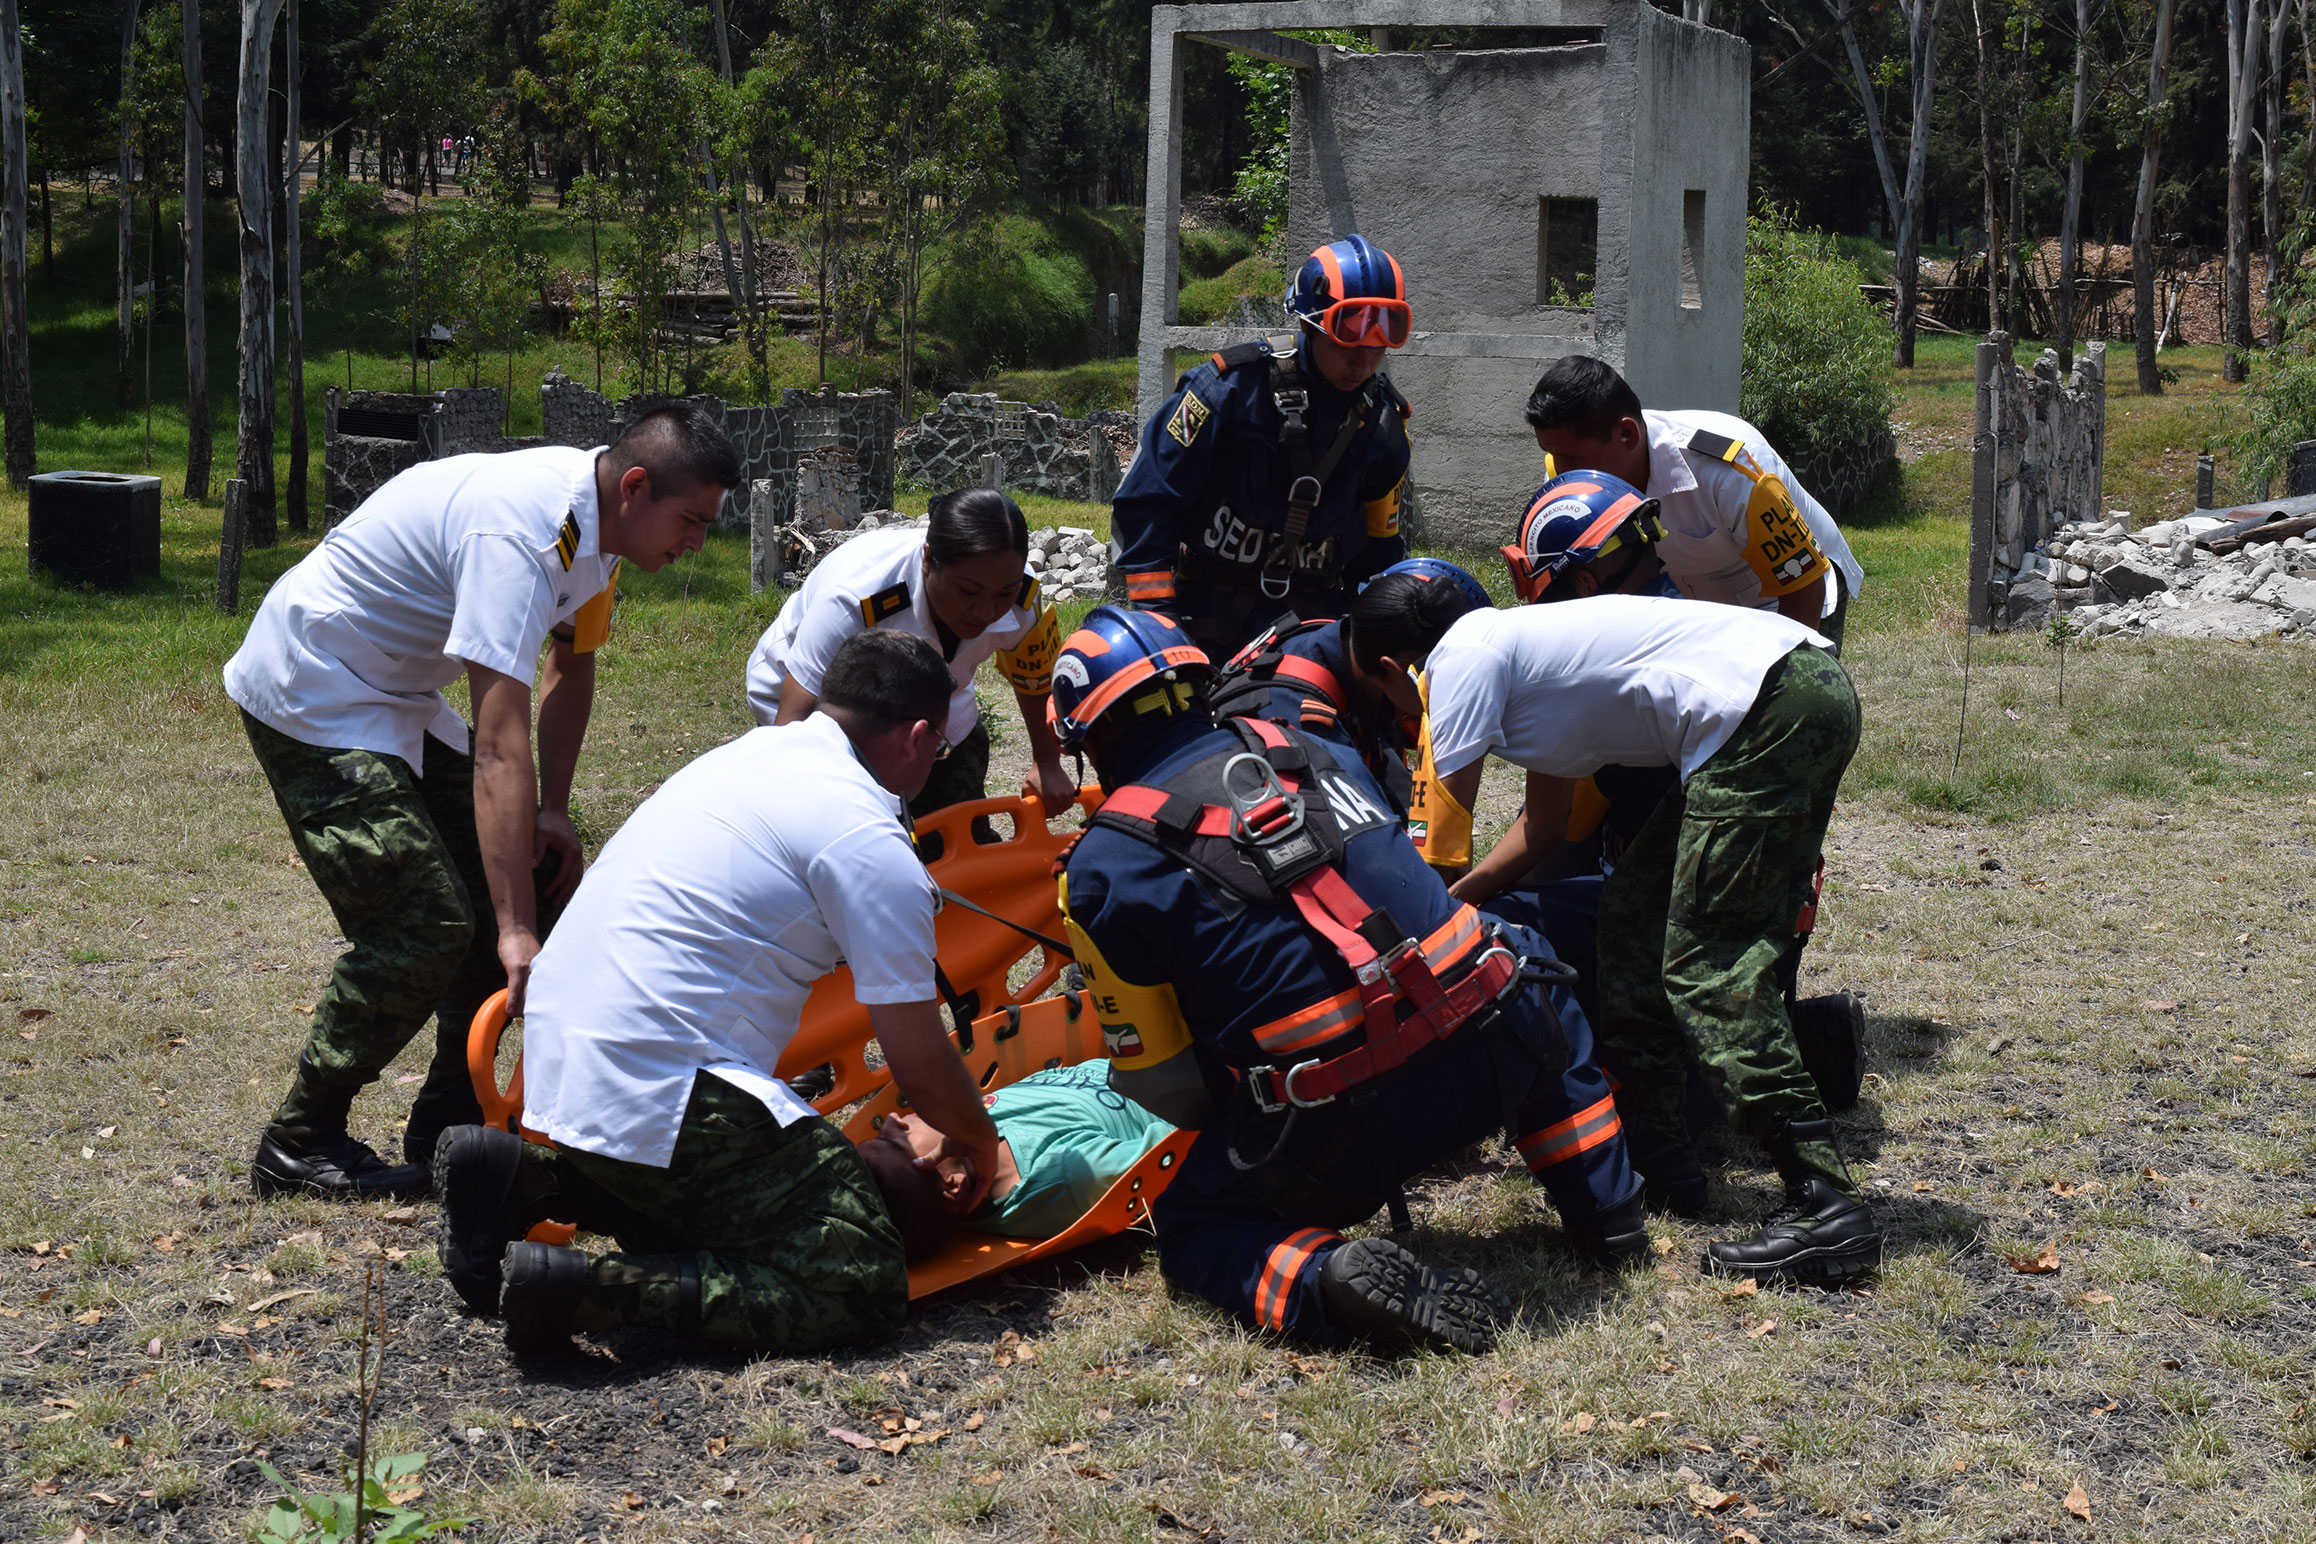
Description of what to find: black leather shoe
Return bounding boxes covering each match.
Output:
[1318,1237,1511,1354]
[435,1126,526,1314]
[501,1242,592,1355]
[1703,1176,1883,1286]
[1791,993,1869,1112]
[1568,1193,1654,1271]
[251,1132,430,1202]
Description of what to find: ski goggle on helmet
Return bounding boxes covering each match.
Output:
[1048,606,1214,747]
[1285,234,1411,350]
[1503,470,1666,602]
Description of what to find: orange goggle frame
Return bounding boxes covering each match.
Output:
[1501,491,1663,602]
[1301,297,1412,350]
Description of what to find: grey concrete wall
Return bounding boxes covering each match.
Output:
[1618,4,1748,415]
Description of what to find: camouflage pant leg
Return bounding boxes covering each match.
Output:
[1663,647,1861,1155]
[401,734,512,1144]
[242,713,477,1088]
[553,1072,909,1353]
[1594,786,1693,1135]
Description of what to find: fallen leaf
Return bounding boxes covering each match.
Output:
[970,1469,1002,1485]
[826,1427,878,1451]
[1418,1489,1469,1506]
[2161,1357,2182,1370]
[1495,1396,1518,1419]
[1746,1318,1777,1338]
[1076,1464,1116,1479]
[876,1437,908,1456]
[2078,1289,2116,1305]
[1051,1440,1087,1455]
[254,1376,294,1391]
[16,1007,51,1023]
[73,1309,102,1325]
[2064,1481,2092,1521]
[2007,1240,2062,1275]
[245,1289,319,1313]
[1688,1482,1740,1511]
[35,1287,56,1303]
[1912,1180,1936,1193]
[964,1411,985,1431]
[95,1126,115,1139]
[1858,881,1888,892]
[215,1322,248,1337]
[2050,1180,2080,1197]
[2094,1400,2118,1413]
[1563,1411,1597,1434]
[1678,1437,1716,1454]
[381,1206,421,1225]
[1720,1277,1760,1298]
[42,1397,80,1409]
[620,1492,645,1510]
[2142,1167,2166,1182]
[704,1435,728,1458]
[2145,1000,2177,1013]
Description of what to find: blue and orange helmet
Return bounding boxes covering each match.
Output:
[1048,606,1214,747]
[1362,556,1492,610]
[1286,235,1411,350]
[1504,470,1665,602]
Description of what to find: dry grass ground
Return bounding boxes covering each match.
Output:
[6,344,2316,1542]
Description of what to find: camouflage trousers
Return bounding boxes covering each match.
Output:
[1594,646,1862,1190]
[519,1071,909,1352]
[242,713,501,1143]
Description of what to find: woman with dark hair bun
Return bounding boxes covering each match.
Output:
[746,488,1075,819]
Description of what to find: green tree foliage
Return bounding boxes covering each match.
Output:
[1224,50,1289,245]
[2232,218,2316,489]
[531,0,717,393]
[1740,205,1896,488]
[1016,43,1118,205]
[359,0,487,192]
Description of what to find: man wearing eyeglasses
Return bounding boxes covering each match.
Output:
[1113,234,1415,659]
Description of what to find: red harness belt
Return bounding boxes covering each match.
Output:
[1099,716,1520,1113]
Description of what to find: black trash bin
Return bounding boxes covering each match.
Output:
[27,471,163,589]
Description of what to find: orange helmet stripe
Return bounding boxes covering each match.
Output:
[1313,242,1345,301]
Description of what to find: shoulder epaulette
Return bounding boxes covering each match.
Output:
[554,512,580,571]
[1208,338,1274,373]
[859,582,911,626]
[1686,427,1742,464]
[1020,573,1042,610]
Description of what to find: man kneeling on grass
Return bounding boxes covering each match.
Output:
[432,630,1002,1356]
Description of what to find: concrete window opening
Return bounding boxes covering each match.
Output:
[1538,197,1598,309]
[1681,190,1706,311]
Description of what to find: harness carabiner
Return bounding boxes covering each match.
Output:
[1221,751,1306,847]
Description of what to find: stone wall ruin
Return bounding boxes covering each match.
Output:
[1968,335,2106,630]
[896,393,1131,504]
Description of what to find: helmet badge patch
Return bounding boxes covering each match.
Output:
[1052,654,1092,690]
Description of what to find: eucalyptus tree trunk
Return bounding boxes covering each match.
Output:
[2223,0,2264,383]
[2131,0,2176,395]
[183,0,210,497]
[284,0,306,531]
[118,0,142,410]
[235,0,285,542]
[1830,0,1947,366]
[0,0,30,485]
[2055,0,2106,374]
[2260,0,2291,345]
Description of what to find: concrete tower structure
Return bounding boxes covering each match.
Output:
[1136,1,1750,547]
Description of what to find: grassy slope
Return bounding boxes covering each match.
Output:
[9,324,2316,1541]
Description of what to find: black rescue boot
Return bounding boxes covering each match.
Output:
[1789,992,1869,1113]
[1318,1237,1511,1354]
[500,1242,592,1356]
[1621,1110,1710,1220]
[1703,1118,1882,1286]
[252,1054,430,1202]
[1567,1192,1654,1271]
[434,1125,528,1314]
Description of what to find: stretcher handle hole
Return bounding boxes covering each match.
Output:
[1158,1152,1176,1168]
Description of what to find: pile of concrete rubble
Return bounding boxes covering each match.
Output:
[1028,526,1118,604]
[2008,509,2316,641]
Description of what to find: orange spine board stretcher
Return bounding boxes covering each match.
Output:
[466,783,1191,1297]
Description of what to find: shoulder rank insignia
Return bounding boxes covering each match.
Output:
[554,511,580,571]
[1686,427,1742,464]
[1019,573,1041,610]
[1165,388,1211,449]
[859,582,911,627]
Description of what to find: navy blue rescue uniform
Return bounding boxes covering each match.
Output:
[1112,340,1411,660]
[1062,714,1637,1344]
[1211,616,1416,817]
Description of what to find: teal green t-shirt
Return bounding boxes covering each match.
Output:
[973,1064,1178,1239]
